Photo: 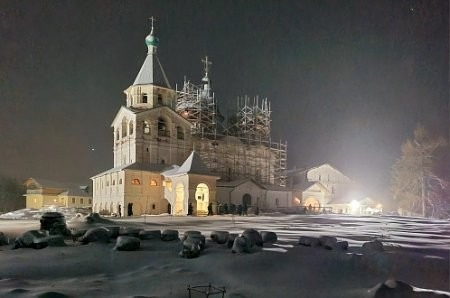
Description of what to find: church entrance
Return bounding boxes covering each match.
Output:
[303,197,320,213]
[195,183,209,216]
[242,194,252,207]
[175,183,185,215]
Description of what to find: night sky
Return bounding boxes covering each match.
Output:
[1,1,448,198]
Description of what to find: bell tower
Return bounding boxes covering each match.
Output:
[123,17,176,110]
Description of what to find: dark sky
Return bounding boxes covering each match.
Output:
[1,1,448,197]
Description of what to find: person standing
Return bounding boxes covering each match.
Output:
[118,204,122,217]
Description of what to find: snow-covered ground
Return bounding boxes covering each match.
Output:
[0,214,449,297]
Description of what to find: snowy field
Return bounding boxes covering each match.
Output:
[0,214,449,297]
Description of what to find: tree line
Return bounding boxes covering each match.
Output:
[0,176,25,213]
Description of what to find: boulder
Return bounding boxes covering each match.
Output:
[334,241,349,250]
[298,236,319,247]
[104,226,120,238]
[227,233,238,249]
[211,231,229,244]
[139,230,161,240]
[260,231,277,244]
[47,235,66,247]
[231,236,249,254]
[242,229,263,247]
[119,227,142,238]
[319,236,337,249]
[79,227,111,244]
[13,230,49,249]
[179,236,202,258]
[40,212,71,237]
[0,232,9,246]
[114,236,140,251]
[161,229,179,241]
[363,240,384,252]
[182,230,201,241]
[187,234,206,250]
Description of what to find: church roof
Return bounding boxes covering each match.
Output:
[91,163,170,179]
[177,151,216,176]
[24,178,91,197]
[133,51,171,88]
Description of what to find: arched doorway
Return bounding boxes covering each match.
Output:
[303,197,320,212]
[195,183,209,215]
[242,194,252,207]
[175,183,185,215]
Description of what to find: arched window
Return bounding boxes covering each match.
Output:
[177,126,184,140]
[150,179,158,186]
[158,117,169,137]
[106,181,109,187]
[142,93,148,103]
[121,119,128,137]
[132,179,140,185]
[129,121,134,135]
[143,121,150,135]
[112,180,115,186]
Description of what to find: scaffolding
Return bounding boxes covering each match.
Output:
[234,95,271,141]
[173,57,287,186]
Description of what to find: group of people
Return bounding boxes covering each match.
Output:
[217,203,254,216]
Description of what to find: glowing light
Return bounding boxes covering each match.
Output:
[294,197,301,205]
[350,200,360,211]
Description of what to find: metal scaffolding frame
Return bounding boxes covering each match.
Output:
[173,57,287,186]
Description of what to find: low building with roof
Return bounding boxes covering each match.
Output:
[24,178,92,209]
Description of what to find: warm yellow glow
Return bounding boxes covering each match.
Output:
[150,179,157,186]
[294,197,301,205]
[376,204,382,209]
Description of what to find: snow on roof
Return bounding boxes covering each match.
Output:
[177,151,216,176]
[25,178,91,197]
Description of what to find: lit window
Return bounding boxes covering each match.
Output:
[150,179,158,186]
[143,121,150,134]
[132,179,141,185]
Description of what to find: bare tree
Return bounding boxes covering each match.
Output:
[391,124,447,217]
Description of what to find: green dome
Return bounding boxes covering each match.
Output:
[145,34,159,47]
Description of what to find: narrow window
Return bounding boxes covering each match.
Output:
[158,118,169,137]
[142,93,148,103]
[161,159,165,164]
[150,179,158,186]
[152,204,156,210]
[129,121,134,135]
[72,198,75,204]
[80,198,84,204]
[112,180,115,186]
[177,126,184,140]
[89,199,92,204]
[275,198,279,206]
[132,179,141,185]
[119,178,123,184]
[143,121,150,134]
[157,94,163,105]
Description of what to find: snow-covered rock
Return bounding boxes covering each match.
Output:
[242,229,263,247]
[186,233,205,250]
[139,230,161,240]
[79,227,111,244]
[210,231,229,244]
[318,236,337,249]
[114,236,140,251]
[0,232,9,246]
[231,236,249,253]
[13,230,49,249]
[179,236,202,258]
[182,230,201,241]
[298,236,319,247]
[40,212,71,237]
[363,240,384,252]
[260,231,277,244]
[161,229,179,241]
